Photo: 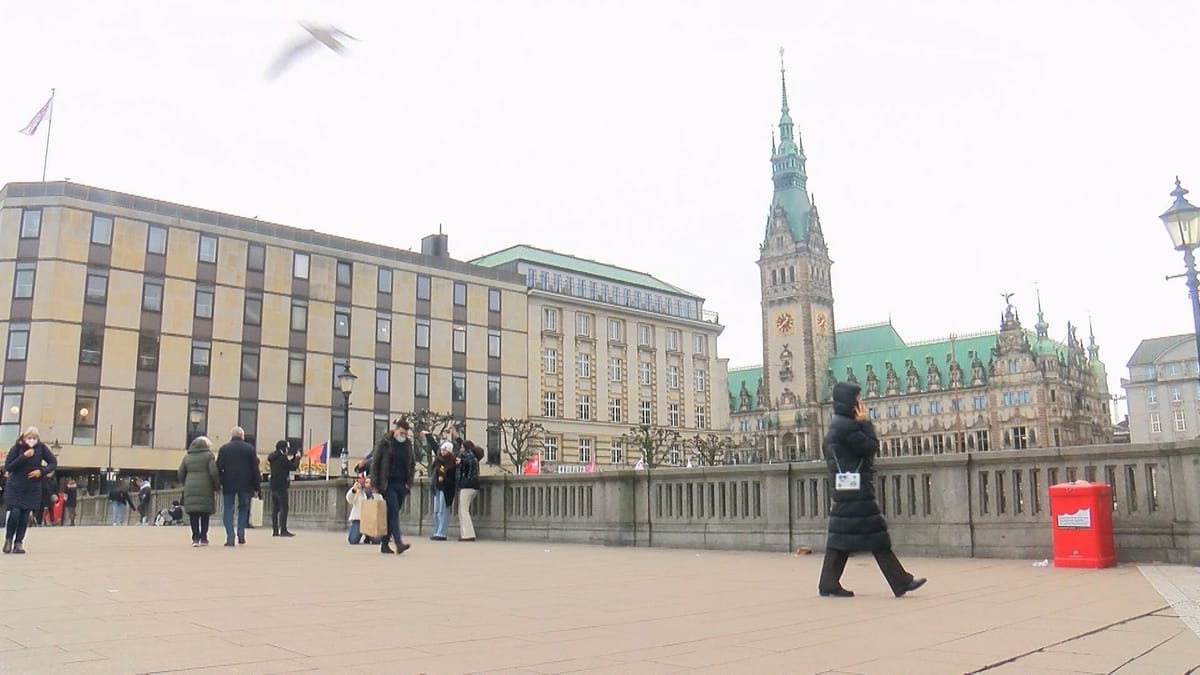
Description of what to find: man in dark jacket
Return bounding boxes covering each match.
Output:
[267,440,302,537]
[216,426,261,546]
[818,382,926,598]
[370,419,415,555]
[62,478,78,526]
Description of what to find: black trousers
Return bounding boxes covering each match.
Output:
[383,485,408,546]
[271,488,289,533]
[5,507,31,544]
[188,512,210,542]
[819,547,913,594]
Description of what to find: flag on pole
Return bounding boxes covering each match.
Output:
[305,440,328,467]
[522,455,540,475]
[19,94,53,136]
[585,453,596,474]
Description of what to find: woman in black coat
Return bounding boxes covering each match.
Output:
[818,382,926,598]
[4,427,57,554]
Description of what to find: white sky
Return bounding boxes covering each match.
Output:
[4,1,1200,423]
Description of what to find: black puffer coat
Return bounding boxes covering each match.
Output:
[824,381,891,553]
[4,440,57,510]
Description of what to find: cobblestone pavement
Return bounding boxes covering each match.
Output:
[0,526,1196,674]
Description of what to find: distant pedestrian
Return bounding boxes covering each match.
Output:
[62,479,78,526]
[34,473,56,526]
[107,480,136,526]
[818,382,926,598]
[4,427,56,554]
[216,427,260,546]
[179,436,220,547]
[370,419,414,554]
[267,440,302,537]
[456,441,483,542]
[136,478,153,525]
[430,437,456,541]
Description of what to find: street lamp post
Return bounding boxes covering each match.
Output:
[1159,177,1200,382]
[337,364,357,475]
[187,400,203,443]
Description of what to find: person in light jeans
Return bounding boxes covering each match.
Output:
[455,441,483,541]
[108,481,135,525]
[430,440,456,541]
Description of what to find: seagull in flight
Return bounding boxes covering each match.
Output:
[266,22,359,80]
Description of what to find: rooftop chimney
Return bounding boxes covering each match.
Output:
[421,224,449,258]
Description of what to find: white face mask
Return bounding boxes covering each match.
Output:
[393,432,407,442]
[25,437,37,446]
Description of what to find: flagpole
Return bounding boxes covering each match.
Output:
[41,89,55,182]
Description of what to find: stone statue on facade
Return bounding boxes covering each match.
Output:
[947,353,962,389]
[925,355,941,392]
[755,377,767,410]
[905,359,920,393]
[779,344,793,382]
[779,387,798,407]
[826,368,838,399]
[864,364,880,398]
[845,365,858,384]
[738,380,753,412]
[884,361,899,396]
[970,351,985,386]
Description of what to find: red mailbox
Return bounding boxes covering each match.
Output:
[1048,482,1115,568]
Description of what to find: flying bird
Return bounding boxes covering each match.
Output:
[266,22,359,80]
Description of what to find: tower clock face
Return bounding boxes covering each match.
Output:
[815,312,828,334]
[775,311,795,335]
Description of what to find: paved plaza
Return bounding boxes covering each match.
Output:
[0,526,1197,674]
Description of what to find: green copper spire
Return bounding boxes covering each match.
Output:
[1035,287,1049,338]
[767,47,811,243]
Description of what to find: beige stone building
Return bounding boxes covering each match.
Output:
[0,181,529,489]
[472,246,728,468]
[1122,334,1200,443]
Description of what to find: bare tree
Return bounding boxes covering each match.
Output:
[396,409,456,477]
[487,418,546,474]
[687,433,734,466]
[622,425,682,469]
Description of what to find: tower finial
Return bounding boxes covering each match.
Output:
[1034,284,1049,338]
[779,46,790,114]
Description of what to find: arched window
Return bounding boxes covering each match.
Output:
[788,266,796,283]
[770,270,777,286]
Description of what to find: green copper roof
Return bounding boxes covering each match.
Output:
[471,245,698,298]
[767,57,811,243]
[836,322,906,355]
[826,332,1000,397]
[727,366,764,411]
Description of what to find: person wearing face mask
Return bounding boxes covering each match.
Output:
[4,427,56,554]
[370,419,415,554]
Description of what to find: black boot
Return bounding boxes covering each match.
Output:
[2,538,11,554]
[380,540,394,554]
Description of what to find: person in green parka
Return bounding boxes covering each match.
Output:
[178,436,220,547]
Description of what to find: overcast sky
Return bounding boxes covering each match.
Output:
[3,1,1199,422]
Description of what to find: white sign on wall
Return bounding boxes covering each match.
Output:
[1056,508,1092,529]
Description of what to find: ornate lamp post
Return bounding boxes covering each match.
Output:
[337,363,357,473]
[187,400,204,443]
[1159,177,1200,382]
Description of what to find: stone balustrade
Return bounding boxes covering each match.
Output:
[70,442,1200,564]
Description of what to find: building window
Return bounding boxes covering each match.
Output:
[453,282,467,306]
[578,395,592,421]
[377,267,393,294]
[12,262,35,299]
[244,293,262,326]
[608,318,624,342]
[543,307,559,332]
[191,342,211,376]
[1167,362,1182,376]
[542,436,559,462]
[198,234,218,263]
[137,332,159,371]
[336,261,352,287]
[692,334,707,355]
[973,395,986,410]
[241,349,259,381]
[608,358,623,381]
[543,348,558,374]
[73,394,98,445]
[238,404,258,447]
[415,319,430,349]
[578,438,592,464]
[1011,426,1028,449]
[667,366,680,389]
[0,390,22,441]
[1147,389,1158,405]
[452,371,466,402]
[638,362,652,385]
[1170,386,1183,403]
[374,414,390,445]
[610,440,623,464]
[334,307,351,338]
[247,243,265,272]
[415,367,430,398]
[974,430,990,451]
[487,375,501,405]
[91,214,113,245]
[290,252,310,279]
[542,392,559,417]
[667,403,680,426]
[1149,412,1162,434]
[487,329,501,358]
[693,369,706,392]
[376,315,391,343]
[288,354,305,385]
[695,406,708,429]
[6,324,29,361]
[85,271,108,305]
[79,326,103,365]
[331,358,349,389]
[576,313,592,337]
[132,398,155,447]
[286,406,303,442]
[666,329,681,352]
[194,285,214,319]
[639,400,652,425]
[375,365,390,394]
[577,354,591,378]
[147,225,167,255]
[416,274,431,301]
[19,209,41,238]
[669,445,682,466]
[908,402,920,416]
[453,326,467,353]
[637,324,653,347]
[609,398,623,423]
[488,288,501,312]
[290,299,308,332]
[1017,391,1031,404]
[1173,409,1186,432]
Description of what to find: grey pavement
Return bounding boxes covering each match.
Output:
[0,526,1198,674]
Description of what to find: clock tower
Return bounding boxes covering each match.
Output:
[758,51,835,411]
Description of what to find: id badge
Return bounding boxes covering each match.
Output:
[835,472,861,491]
